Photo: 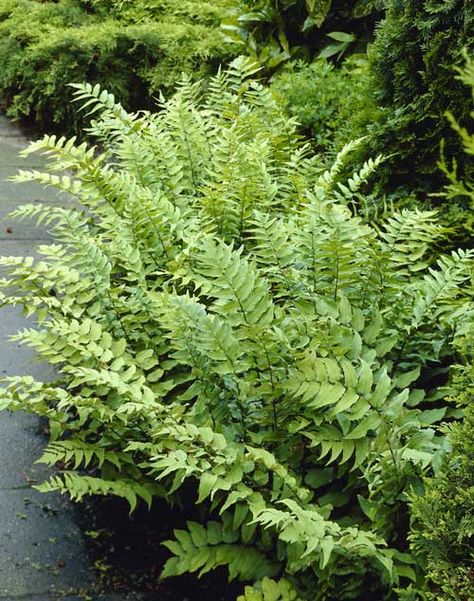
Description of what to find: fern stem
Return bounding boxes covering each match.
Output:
[179,107,199,197]
[238,181,249,243]
[208,192,225,238]
[133,164,171,262]
[333,247,340,301]
[106,290,133,347]
[258,336,278,432]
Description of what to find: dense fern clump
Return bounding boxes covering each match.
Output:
[0,0,236,133]
[1,60,473,599]
[361,0,474,196]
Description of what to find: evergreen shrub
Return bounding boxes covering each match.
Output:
[0,60,473,599]
[0,0,235,133]
[363,0,474,195]
[409,57,474,601]
[436,55,474,239]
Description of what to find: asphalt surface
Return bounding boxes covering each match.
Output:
[0,116,141,601]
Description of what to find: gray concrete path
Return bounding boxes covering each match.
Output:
[0,117,138,601]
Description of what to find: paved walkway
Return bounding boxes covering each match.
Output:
[0,117,135,601]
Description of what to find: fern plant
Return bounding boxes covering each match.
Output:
[0,58,472,600]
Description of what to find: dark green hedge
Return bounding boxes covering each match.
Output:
[410,374,474,600]
[364,0,474,195]
[0,0,236,133]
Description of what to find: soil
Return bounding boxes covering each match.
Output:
[76,494,245,600]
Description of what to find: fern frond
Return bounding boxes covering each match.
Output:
[70,81,132,124]
[162,520,278,581]
[192,239,275,329]
[237,578,302,601]
[249,211,297,299]
[38,440,123,470]
[36,473,159,511]
[12,169,82,195]
[317,138,364,192]
[292,198,375,303]
[223,55,263,95]
[378,209,446,273]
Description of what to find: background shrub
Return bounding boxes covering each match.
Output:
[223,0,384,69]
[410,373,474,601]
[435,55,474,241]
[408,57,474,601]
[360,0,474,196]
[270,55,372,153]
[0,0,236,133]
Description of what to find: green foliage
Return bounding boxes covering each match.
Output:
[222,0,384,69]
[436,55,474,238]
[270,56,371,152]
[361,0,474,196]
[81,0,228,24]
[409,352,474,600]
[0,0,235,133]
[408,57,474,601]
[238,577,302,600]
[1,60,473,599]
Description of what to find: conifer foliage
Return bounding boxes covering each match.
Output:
[0,60,473,599]
[408,57,474,601]
[366,0,474,194]
[0,0,235,133]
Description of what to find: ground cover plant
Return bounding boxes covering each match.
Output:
[0,0,236,133]
[0,60,473,599]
